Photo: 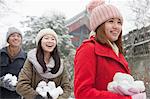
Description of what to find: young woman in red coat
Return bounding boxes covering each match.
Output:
[74,0,146,99]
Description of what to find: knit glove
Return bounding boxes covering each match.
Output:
[35,92,53,99]
[1,78,16,91]
[34,94,45,99]
[0,76,4,86]
[132,92,146,99]
[113,85,140,96]
[47,92,53,99]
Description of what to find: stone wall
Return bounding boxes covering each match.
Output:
[127,55,150,98]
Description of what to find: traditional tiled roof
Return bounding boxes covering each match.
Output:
[65,10,90,32]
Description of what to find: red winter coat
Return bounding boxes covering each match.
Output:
[74,38,132,99]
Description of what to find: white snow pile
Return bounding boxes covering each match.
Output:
[3,73,18,86]
[36,81,63,99]
[107,72,145,93]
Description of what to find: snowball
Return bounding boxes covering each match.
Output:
[11,76,17,81]
[39,91,47,98]
[3,73,18,86]
[36,81,63,98]
[113,72,134,84]
[37,81,47,87]
[107,72,146,93]
[56,86,63,95]
[50,88,60,99]
[48,81,56,90]
[43,86,51,92]
[4,73,12,81]
[118,80,133,90]
[36,87,43,93]
[107,81,118,93]
[11,80,17,86]
[49,86,64,99]
[133,81,145,92]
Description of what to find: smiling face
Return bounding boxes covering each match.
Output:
[7,33,22,47]
[41,34,57,53]
[104,18,122,42]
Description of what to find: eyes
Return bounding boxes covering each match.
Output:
[44,37,55,40]
[43,35,55,41]
[10,33,21,38]
[107,18,122,25]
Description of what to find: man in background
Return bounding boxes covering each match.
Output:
[0,27,26,99]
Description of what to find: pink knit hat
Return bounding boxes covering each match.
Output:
[87,0,123,31]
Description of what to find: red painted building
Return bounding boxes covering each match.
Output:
[65,10,90,47]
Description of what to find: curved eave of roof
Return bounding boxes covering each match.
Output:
[65,10,89,26]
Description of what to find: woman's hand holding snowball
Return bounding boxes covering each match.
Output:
[132,92,146,99]
[108,72,146,98]
[113,85,140,96]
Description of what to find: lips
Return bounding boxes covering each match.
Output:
[46,45,52,47]
[46,44,55,49]
[13,41,19,43]
[110,30,119,35]
[113,33,118,36]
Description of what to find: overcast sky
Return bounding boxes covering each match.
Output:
[0,0,134,48]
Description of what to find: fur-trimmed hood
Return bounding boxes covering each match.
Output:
[27,48,64,79]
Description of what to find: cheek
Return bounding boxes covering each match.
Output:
[54,41,57,46]
[17,39,22,44]
[54,44,57,48]
[18,37,22,41]
[105,31,111,38]
[41,39,46,45]
[8,39,14,44]
[41,41,46,48]
[41,44,47,51]
[104,27,110,34]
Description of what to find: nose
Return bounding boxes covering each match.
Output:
[113,22,119,28]
[14,35,19,39]
[47,39,54,44]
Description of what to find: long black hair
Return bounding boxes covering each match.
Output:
[36,38,61,74]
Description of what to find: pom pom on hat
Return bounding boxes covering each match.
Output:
[87,0,105,14]
[87,0,123,31]
[6,27,22,42]
[36,28,58,46]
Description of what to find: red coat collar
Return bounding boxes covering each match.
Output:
[83,38,130,73]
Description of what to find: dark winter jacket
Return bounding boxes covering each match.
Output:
[0,47,26,99]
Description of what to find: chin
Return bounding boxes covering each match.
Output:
[112,37,118,41]
[46,49,54,52]
[12,45,21,47]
